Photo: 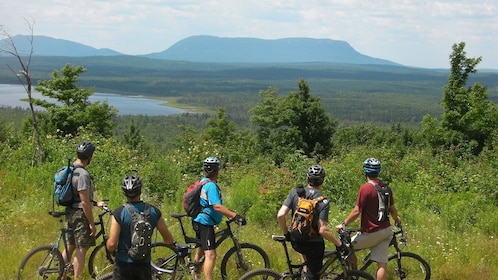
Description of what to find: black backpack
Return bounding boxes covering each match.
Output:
[124,203,153,261]
[183,179,213,218]
[372,182,391,223]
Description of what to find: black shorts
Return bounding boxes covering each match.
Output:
[113,260,151,280]
[193,221,217,250]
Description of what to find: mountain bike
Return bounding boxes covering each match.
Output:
[323,223,431,280]
[17,210,75,280]
[151,212,271,279]
[239,234,374,280]
[87,204,115,278]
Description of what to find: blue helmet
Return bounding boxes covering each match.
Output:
[203,156,220,173]
[363,158,381,175]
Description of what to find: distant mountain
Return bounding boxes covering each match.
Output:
[0,34,399,65]
[145,35,399,65]
[0,35,122,57]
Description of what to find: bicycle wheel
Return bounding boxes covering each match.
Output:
[327,270,375,280]
[96,272,113,280]
[320,251,344,279]
[387,252,431,280]
[220,242,271,280]
[150,242,185,280]
[239,268,283,280]
[18,245,64,280]
[88,243,115,278]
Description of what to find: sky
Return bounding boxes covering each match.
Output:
[1,0,497,69]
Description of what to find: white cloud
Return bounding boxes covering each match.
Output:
[1,0,497,68]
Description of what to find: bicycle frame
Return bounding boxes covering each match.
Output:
[356,227,405,271]
[170,213,249,270]
[94,206,114,261]
[49,211,73,267]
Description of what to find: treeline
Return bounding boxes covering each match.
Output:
[1,55,497,124]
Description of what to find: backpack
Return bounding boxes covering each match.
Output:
[53,157,77,206]
[183,179,213,218]
[124,203,153,261]
[372,182,391,223]
[290,185,326,241]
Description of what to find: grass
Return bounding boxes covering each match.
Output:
[4,198,497,279]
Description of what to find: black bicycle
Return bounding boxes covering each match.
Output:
[323,223,431,280]
[17,211,75,280]
[151,212,271,279]
[239,233,374,280]
[87,205,115,278]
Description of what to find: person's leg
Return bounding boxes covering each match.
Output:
[368,227,392,280]
[376,261,388,280]
[198,223,217,280]
[305,242,324,280]
[72,209,96,279]
[291,241,324,280]
[73,247,89,279]
[203,249,217,280]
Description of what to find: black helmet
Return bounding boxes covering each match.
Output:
[203,156,220,173]
[363,158,381,175]
[121,175,142,198]
[76,141,95,160]
[307,164,326,186]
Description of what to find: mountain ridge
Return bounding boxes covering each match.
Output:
[1,34,400,66]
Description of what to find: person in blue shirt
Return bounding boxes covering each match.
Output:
[192,156,246,280]
[107,174,177,280]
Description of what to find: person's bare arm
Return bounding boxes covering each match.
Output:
[277,205,290,234]
[157,217,176,245]
[335,205,360,231]
[212,204,238,218]
[79,189,96,236]
[106,215,120,252]
[318,220,342,246]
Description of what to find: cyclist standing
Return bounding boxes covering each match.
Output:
[277,164,345,280]
[191,156,247,280]
[106,174,177,280]
[62,141,107,279]
[336,158,401,280]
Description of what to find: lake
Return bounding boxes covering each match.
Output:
[0,84,185,116]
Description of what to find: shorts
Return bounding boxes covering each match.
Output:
[351,226,392,263]
[192,221,216,250]
[112,260,151,280]
[65,208,96,248]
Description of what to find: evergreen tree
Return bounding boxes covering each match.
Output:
[31,64,117,137]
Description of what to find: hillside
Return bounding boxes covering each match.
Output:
[145,35,399,65]
[1,35,397,65]
[0,35,122,57]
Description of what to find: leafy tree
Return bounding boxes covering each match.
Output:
[122,119,148,153]
[206,108,236,146]
[250,80,336,165]
[31,64,117,137]
[422,42,498,155]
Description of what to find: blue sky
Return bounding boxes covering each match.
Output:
[1,0,497,69]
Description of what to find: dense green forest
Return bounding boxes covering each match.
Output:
[1,55,498,125]
[1,43,498,279]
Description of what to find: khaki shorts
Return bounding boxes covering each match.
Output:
[351,226,393,263]
[66,209,96,248]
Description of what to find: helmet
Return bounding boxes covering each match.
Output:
[363,158,381,175]
[76,141,95,160]
[121,175,142,197]
[203,156,220,173]
[307,164,326,186]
